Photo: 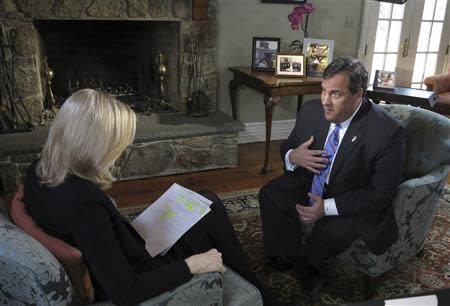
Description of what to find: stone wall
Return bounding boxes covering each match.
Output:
[0,111,243,196]
[0,133,238,196]
[0,0,218,123]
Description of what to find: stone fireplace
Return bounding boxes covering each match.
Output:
[35,19,181,113]
[0,0,219,121]
[0,0,244,196]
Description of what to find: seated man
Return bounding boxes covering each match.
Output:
[259,56,406,298]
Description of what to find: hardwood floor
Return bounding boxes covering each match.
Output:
[2,139,448,207]
[107,141,285,208]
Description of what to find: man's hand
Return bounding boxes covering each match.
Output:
[185,248,226,274]
[296,192,325,223]
[289,136,328,174]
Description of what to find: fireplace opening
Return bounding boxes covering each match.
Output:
[34,19,180,113]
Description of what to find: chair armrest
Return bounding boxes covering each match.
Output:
[398,164,450,191]
[89,269,263,306]
[393,164,449,232]
[140,272,223,306]
[87,272,223,306]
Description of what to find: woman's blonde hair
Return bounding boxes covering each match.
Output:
[37,89,136,189]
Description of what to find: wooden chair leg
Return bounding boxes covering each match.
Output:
[362,274,377,300]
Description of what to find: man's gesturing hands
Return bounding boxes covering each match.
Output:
[185,248,226,274]
[288,136,328,174]
[296,192,325,224]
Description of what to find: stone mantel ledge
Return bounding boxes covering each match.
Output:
[0,111,243,195]
[0,111,243,154]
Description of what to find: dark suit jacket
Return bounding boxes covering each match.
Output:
[24,160,192,306]
[281,98,406,254]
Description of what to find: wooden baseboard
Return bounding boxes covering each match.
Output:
[238,119,295,144]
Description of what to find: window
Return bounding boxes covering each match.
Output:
[359,0,450,88]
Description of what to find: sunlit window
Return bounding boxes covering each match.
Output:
[411,0,448,89]
[370,3,404,84]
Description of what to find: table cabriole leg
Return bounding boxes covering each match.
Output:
[228,79,239,120]
[261,96,280,174]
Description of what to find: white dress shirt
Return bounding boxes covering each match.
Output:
[284,100,362,215]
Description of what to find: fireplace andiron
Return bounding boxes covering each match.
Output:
[39,58,58,126]
[152,51,175,112]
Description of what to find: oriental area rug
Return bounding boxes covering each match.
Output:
[121,185,450,306]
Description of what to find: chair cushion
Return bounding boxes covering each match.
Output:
[0,202,78,305]
[9,190,95,304]
[423,72,450,94]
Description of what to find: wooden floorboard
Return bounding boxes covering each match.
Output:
[107,141,285,208]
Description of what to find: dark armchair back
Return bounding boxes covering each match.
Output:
[381,104,450,180]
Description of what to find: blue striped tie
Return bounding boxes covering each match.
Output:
[309,124,341,205]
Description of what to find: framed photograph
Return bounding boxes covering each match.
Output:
[275,53,306,77]
[373,70,396,89]
[251,37,280,72]
[302,38,334,77]
[261,0,306,3]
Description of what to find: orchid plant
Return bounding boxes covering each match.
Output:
[288,2,314,52]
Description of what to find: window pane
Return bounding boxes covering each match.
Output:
[387,21,402,52]
[384,54,397,71]
[434,0,448,21]
[424,53,438,78]
[379,3,392,19]
[416,22,431,52]
[392,4,405,19]
[370,54,385,84]
[429,22,443,52]
[422,0,436,20]
[410,83,422,89]
[374,20,389,52]
[412,53,426,82]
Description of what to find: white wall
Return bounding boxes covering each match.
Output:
[217,0,364,124]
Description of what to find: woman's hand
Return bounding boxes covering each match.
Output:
[185,248,226,274]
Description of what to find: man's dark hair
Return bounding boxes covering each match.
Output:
[323,56,368,95]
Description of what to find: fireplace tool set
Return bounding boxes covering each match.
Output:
[0,25,34,134]
[186,26,209,117]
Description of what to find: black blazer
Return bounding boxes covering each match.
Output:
[281,98,406,254]
[24,161,192,306]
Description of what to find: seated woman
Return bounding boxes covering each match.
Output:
[24,89,280,306]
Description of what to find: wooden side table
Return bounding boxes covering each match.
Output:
[228,67,322,174]
[366,86,436,109]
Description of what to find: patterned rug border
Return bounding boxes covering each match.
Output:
[218,188,260,200]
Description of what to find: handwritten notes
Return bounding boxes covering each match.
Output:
[131,183,212,257]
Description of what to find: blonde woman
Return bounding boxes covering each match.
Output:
[24,89,279,306]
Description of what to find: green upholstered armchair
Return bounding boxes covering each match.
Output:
[337,104,450,297]
[0,198,262,306]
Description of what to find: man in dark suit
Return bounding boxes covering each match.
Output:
[259,56,406,297]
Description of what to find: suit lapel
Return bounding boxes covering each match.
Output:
[315,117,330,150]
[328,99,370,185]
